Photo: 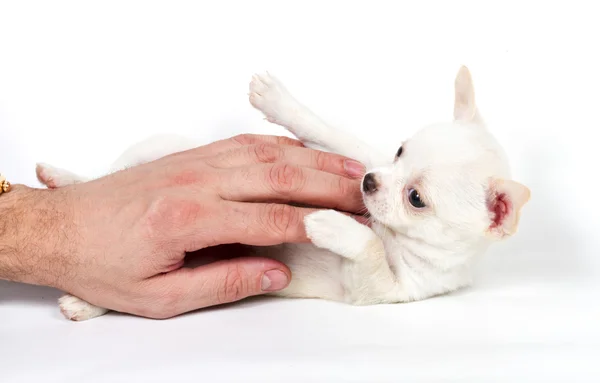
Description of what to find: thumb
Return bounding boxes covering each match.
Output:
[152,257,291,317]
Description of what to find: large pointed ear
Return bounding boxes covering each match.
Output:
[454,65,478,122]
[486,179,531,239]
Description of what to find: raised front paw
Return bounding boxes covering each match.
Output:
[304,210,373,260]
[249,72,298,124]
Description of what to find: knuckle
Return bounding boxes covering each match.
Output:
[141,196,204,239]
[168,168,200,186]
[336,176,352,198]
[267,163,303,193]
[233,134,300,148]
[261,203,299,239]
[217,264,249,304]
[251,143,282,163]
[277,136,301,147]
[314,150,329,171]
[232,133,258,146]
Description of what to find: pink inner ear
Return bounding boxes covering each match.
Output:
[489,192,510,228]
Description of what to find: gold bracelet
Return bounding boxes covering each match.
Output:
[0,173,11,195]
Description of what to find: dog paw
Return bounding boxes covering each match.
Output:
[58,294,109,321]
[36,163,62,188]
[36,163,86,188]
[249,72,298,124]
[305,210,368,260]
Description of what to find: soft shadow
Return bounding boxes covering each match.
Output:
[102,295,281,322]
[173,295,283,320]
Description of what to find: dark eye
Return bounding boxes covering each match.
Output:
[408,188,426,208]
[396,146,403,158]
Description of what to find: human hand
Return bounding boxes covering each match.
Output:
[1,134,366,318]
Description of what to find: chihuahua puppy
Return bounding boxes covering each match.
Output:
[37,66,530,321]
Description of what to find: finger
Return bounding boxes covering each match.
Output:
[189,134,304,157]
[205,143,365,179]
[226,202,314,244]
[219,163,364,213]
[148,257,291,318]
[170,200,369,252]
[209,202,365,245]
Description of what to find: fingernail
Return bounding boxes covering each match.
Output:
[261,270,289,292]
[344,160,366,178]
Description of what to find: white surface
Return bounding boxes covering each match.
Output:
[1,1,599,381]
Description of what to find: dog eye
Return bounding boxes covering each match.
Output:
[395,146,403,158]
[408,188,426,208]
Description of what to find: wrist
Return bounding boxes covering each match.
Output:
[0,185,74,288]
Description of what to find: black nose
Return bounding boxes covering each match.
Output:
[362,173,378,193]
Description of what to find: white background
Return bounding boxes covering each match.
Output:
[1,1,599,382]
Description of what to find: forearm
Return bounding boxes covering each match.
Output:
[0,185,71,287]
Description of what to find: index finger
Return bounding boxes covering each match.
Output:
[218,163,365,214]
[205,143,366,180]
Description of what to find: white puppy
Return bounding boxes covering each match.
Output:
[37,66,530,321]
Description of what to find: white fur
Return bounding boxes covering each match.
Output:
[57,294,109,321]
[38,67,530,321]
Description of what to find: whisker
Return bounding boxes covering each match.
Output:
[355,206,369,214]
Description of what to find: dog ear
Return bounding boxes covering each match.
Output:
[453,66,478,122]
[485,178,531,239]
